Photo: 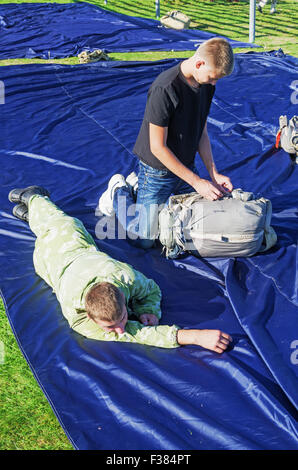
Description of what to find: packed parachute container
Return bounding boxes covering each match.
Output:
[158,189,277,259]
[276,115,298,163]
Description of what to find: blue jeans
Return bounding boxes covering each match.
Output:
[113,161,197,249]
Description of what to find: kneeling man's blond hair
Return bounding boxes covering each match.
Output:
[195,38,234,77]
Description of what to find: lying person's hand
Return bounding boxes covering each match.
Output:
[139,314,159,326]
[177,329,232,353]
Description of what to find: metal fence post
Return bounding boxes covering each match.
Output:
[249,0,256,43]
[0,81,4,104]
[155,0,160,19]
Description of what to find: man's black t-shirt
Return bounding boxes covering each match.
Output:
[133,63,215,170]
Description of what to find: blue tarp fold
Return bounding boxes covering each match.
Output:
[0,52,297,449]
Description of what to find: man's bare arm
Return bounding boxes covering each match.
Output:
[149,123,223,200]
[149,123,198,186]
[198,122,233,192]
[198,122,217,178]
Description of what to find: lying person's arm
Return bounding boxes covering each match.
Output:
[128,269,162,322]
[72,315,232,352]
[72,316,180,348]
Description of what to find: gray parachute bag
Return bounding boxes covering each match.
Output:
[158,189,277,259]
[276,115,298,162]
[160,11,191,30]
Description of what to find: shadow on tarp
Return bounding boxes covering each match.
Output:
[0,51,297,449]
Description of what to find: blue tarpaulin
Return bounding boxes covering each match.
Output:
[0,2,258,59]
[0,51,298,450]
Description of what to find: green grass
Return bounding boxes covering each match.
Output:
[0,0,297,452]
[0,302,73,449]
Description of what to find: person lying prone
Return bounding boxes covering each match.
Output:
[9,185,232,353]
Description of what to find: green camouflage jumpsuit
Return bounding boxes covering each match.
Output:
[28,195,180,348]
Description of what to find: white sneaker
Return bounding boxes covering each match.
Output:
[98,174,127,216]
[126,171,138,192]
[270,6,276,14]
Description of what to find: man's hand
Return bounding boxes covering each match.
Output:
[211,172,233,193]
[139,314,159,326]
[192,176,224,201]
